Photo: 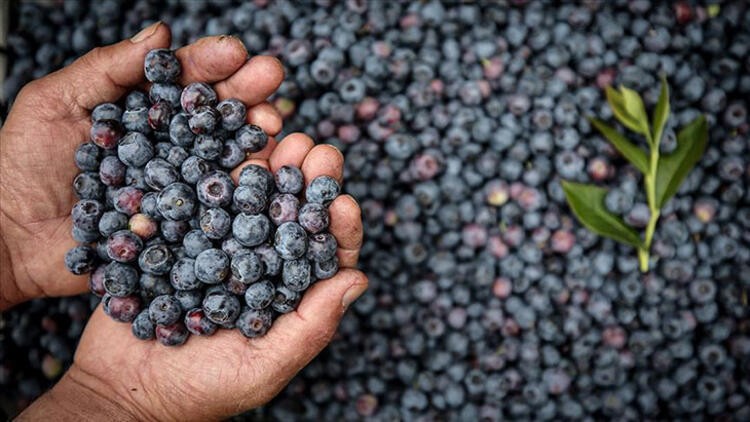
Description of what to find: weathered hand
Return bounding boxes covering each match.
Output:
[13,23,367,421]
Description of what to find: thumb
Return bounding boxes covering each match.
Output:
[258,268,369,378]
[48,21,171,110]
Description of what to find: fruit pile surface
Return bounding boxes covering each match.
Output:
[2,1,749,420]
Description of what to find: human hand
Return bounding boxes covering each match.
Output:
[13,23,367,420]
[0,22,280,309]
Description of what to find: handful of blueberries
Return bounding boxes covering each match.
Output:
[64,49,341,346]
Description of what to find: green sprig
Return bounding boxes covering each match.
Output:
[562,77,709,272]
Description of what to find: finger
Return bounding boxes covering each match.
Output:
[175,35,248,85]
[214,56,284,106]
[328,195,363,268]
[301,144,344,186]
[268,133,315,172]
[253,269,368,378]
[48,21,170,111]
[247,102,283,136]
[230,158,271,185]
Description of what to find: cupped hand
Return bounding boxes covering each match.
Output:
[12,23,368,420]
[1,22,277,308]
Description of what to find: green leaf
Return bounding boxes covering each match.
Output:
[561,181,644,249]
[651,76,670,149]
[588,117,649,174]
[605,86,644,135]
[655,115,709,208]
[619,85,651,142]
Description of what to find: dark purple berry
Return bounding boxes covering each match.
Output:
[192,134,224,161]
[188,106,220,134]
[103,295,141,323]
[90,119,123,150]
[196,170,234,208]
[180,156,213,185]
[180,82,217,114]
[113,186,143,216]
[254,244,282,276]
[184,308,218,336]
[160,219,190,243]
[269,193,300,226]
[102,262,138,297]
[64,245,96,275]
[131,310,155,340]
[216,98,246,131]
[199,207,232,239]
[138,244,173,275]
[75,142,101,171]
[236,308,273,338]
[117,132,154,167]
[275,165,304,194]
[218,139,245,168]
[235,124,268,153]
[99,156,126,186]
[298,202,330,234]
[98,210,128,237]
[271,286,300,314]
[238,164,274,195]
[244,280,275,310]
[91,103,122,122]
[194,248,230,284]
[71,199,105,232]
[73,172,105,200]
[106,230,143,263]
[233,185,268,215]
[306,175,341,204]
[230,251,264,284]
[148,294,182,325]
[202,290,241,326]
[274,222,308,260]
[149,83,181,109]
[170,258,200,290]
[157,182,197,221]
[183,230,212,258]
[282,258,312,291]
[314,256,339,280]
[148,101,172,131]
[307,232,337,262]
[144,49,180,83]
[155,322,189,346]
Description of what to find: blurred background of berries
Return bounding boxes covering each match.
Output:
[2,0,750,420]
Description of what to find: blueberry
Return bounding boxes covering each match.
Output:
[282,258,312,292]
[307,232,337,262]
[238,164,275,195]
[122,107,151,134]
[174,289,202,311]
[271,285,300,314]
[131,310,156,340]
[194,248,230,284]
[235,124,268,153]
[254,244,282,276]
[180,156,213,185]
[231,251,264,284]
[90,119,124,150]
[202,290,241,326]
[144,158,179,190]
[306,175,341,204]
[314,256,339,280]
[144,49,180,83]
[625,203,651,228]
[75,142,101,171]
[160,219,190,243]
[92,103,122,122]
[218,139,245,169]
[233,213,271,247]
[138,244,173,275]
[103,295,141,323]
[113,186,143,216]
[99,156,127,186]
[64,245,97,275]
[98,210,128,237]
[236,307,273,338]
[155,322,189,346]
[298,203,330,234]
[188,106,220,134]
[233,185,268,215]
[216,98,246,131]
[71,199,105,232]
[126,91,149,110]
[196,170,234,208]
[244,280,275,310]
[89,265,107,296]
[73,172,105,200]
[275,165,304,194]
[165,146,189,168]
[184,308,218,336]
[106,230,143,263]
[157,182,197,221]
[180,82,217,115]
[274,222,308,260]
[139,273,174,302]
[168,112,195,147]
[148,294,182,326]
[199,207,232,240]
[269,193,300,225]
[147,101,173,132]
[102,262,138,297]
[182,230,212,258]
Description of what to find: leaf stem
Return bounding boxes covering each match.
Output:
[641,137,661,272]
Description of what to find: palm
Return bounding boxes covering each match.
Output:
[1,81,94,298]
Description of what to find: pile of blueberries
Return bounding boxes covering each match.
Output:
[65,48,341,346]
[3,0,750,420]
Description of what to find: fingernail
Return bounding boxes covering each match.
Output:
[342,283,367,308]
[131,21,161,43]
